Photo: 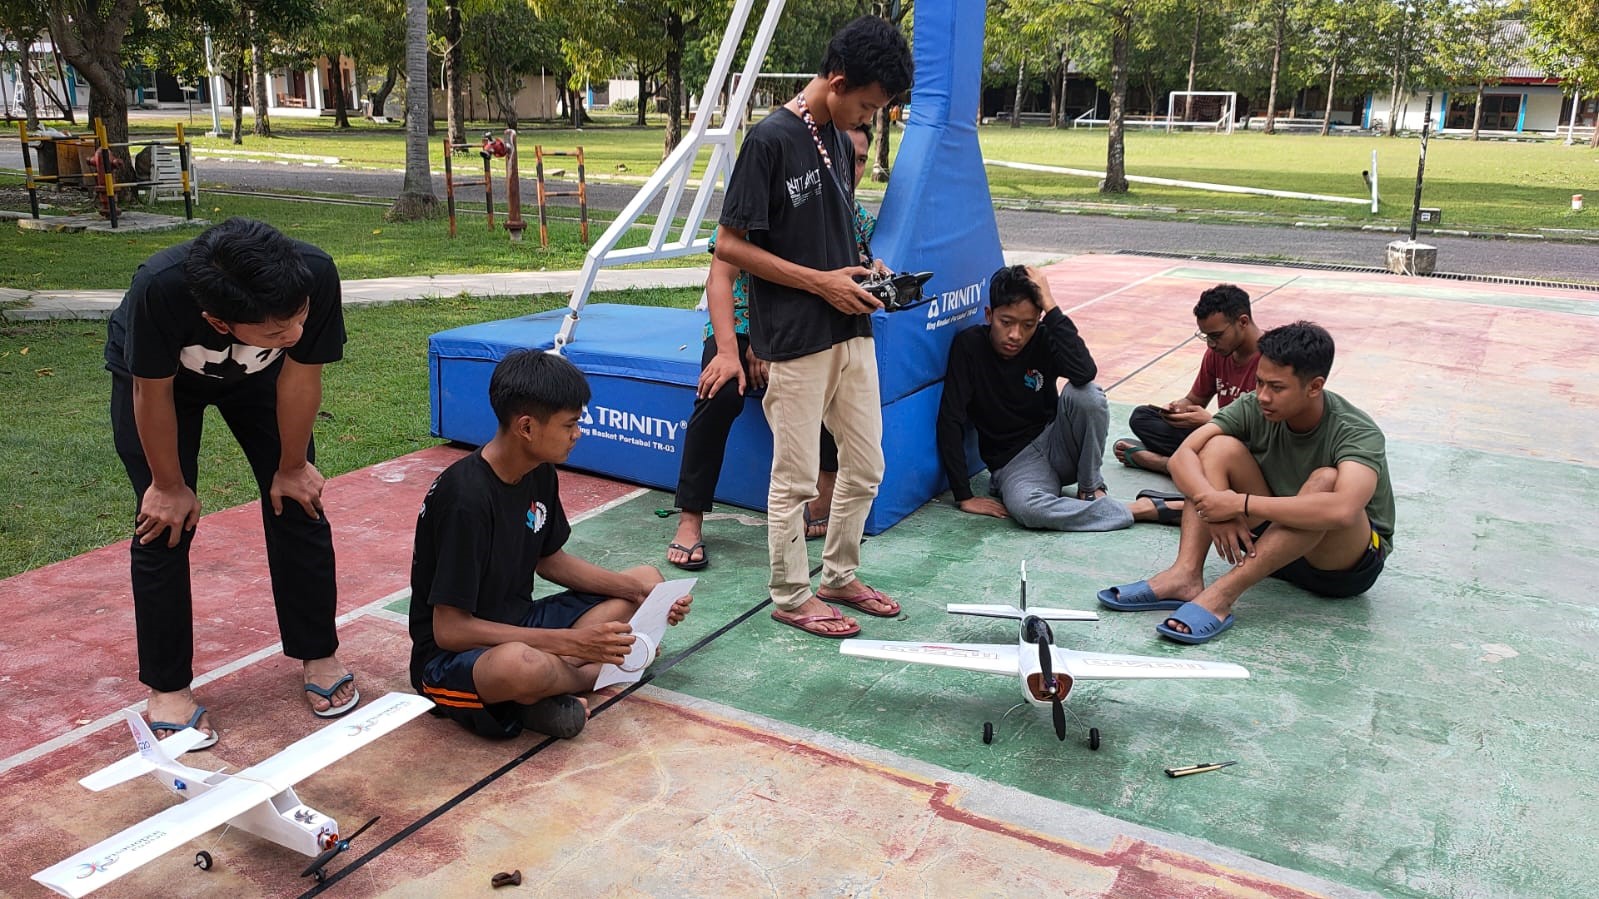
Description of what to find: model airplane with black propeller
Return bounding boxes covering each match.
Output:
[840,563,1249,748]
[33,691,433,897]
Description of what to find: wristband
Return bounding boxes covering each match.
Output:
[1244,494,1250,518]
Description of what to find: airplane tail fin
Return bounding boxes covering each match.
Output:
[79,710,207,791]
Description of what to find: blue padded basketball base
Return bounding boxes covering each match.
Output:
[429,304,979,534]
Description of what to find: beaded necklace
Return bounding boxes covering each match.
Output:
[794,93,835,172]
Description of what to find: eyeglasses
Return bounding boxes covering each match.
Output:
[1194,321,1234,345]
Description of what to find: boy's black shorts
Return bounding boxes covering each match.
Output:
[1253,524,1390,599]
[417,590,608,738]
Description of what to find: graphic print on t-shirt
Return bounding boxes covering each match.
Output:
[785,167,821,208]
[179,342,284,380]
[527,500,547,532]
[1023,369,1044,391]
[1214,377,1249,407]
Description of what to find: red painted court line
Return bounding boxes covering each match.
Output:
[0,444,641,760]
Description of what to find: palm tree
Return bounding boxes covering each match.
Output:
[387,0,437,220]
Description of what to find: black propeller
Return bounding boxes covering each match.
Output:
[1024,616,1068,742]
[300,815,380,879]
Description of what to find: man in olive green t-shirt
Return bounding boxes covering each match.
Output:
[1096,321,1395,644]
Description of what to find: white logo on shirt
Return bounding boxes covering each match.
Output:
[180,342,283,379]
[786,168,821,208]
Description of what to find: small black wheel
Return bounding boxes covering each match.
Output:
[314,869,328,884]
[982,722,994,744]
[194,850,213,871]
[1088,727,1101,751]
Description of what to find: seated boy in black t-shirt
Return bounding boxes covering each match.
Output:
[408,350,692,739]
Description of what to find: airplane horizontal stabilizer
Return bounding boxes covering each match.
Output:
[80,713,212,792]
[946,603,1099,622]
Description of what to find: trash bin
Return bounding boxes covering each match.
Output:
[36,138,59,180]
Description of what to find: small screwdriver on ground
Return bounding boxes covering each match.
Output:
[1165,759,1238,778]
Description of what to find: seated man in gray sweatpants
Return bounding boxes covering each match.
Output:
[936,265,1182,531]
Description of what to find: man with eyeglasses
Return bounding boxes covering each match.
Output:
[1114,284,1261,476]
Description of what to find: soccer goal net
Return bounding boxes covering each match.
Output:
[1165,91,1237,134]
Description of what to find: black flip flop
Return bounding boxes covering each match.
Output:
[667,541,709,571]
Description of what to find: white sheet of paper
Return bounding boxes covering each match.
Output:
[593,577,696,689]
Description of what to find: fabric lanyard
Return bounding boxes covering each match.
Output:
[794,94,871,261]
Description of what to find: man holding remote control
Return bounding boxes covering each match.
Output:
[714,16,913,638]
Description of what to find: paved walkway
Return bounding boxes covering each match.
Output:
[0,251,1063,321]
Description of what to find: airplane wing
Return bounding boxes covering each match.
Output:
[1057,648,1250,681]
[33,777,275,898]
[840,640,1019,676]
[946,603,1099,622]
[230,692,434,792]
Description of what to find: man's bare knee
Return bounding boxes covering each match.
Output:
[1299,467,1339,495]
[1198,435,1251,461]
[476,643,565,704]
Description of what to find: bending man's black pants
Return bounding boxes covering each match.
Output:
[111,366,338,693]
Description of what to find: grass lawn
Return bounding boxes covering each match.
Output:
[0,286,701,579]
[0,188,698,292]
[976,125,1599,233]
[99,112,1599,232]
[120,112,706,179]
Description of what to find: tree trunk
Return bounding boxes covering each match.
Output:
[872,105,891,182]
[230,59,244,143]
[329,57,350,128]
[1057,57,1069,128]
[370,64,398,117]
[1184,8,1201,120]
[1320,49,1340,137]
[1010,60,1025,127]
[1471,81,1484,140]
[1264,5,1284,135]
[388,0,438,220]
[1102,6,1130,194]
[664,11,684,154]
[250,20,272,137]
[43,0,137,168]
[1048,58,1062,128]
[444,0,465,146]
[20,41,40,129]
[46,33,76,124]
[636,58,648,125]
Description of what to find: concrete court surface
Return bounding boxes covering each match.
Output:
[3,253,1595,898]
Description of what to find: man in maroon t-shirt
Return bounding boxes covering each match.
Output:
[1115,284,1261,476]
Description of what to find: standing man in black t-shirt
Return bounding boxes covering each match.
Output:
[105,218,356,748]
[409,350,692,739]
[716,16,913,639]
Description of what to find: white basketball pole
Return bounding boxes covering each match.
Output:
[552,0,789,352]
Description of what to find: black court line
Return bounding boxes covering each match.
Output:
[1103,276,1298,396]
[297,557,826,897]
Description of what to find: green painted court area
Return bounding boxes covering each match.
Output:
[392,256,1597,898]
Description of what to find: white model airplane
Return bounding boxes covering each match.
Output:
[840,563,1249,748]
[33,691,434,897]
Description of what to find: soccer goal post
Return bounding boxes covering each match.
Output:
[1166,91,1237,134]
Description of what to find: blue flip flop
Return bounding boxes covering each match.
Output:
[1156,601,1235,644]
[1097,580,1185,611]
[305,673,361,718]
[148,705,219,750]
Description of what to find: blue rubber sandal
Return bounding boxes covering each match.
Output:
[305,673,361,718]
[1097,580,1185,611]
[1156,602,1235,644]
[148,705,219,750]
